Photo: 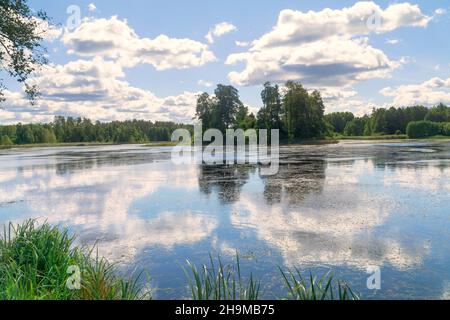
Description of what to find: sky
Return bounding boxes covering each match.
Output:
[1,0,450,124]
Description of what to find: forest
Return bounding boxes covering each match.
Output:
[326,103,450,138]
[0,117,191,145]
[1,81,450,146]
[196,81,450,140]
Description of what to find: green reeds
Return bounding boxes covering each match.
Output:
[0,220,149,300]
[183,254,261,300]
[279,267,359,300]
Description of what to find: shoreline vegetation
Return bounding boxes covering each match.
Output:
[0,141,180,150]
[1,83,449,149]
[1,83,450,148]
[2,137,450,151]
[0,220,359,300]
[1,136,450,151]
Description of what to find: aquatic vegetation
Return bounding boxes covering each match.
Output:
[279,267,359,301]
[183,254,261,300]
[0,220,149,300]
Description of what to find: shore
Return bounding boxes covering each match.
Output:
[336,135,450,141]
[0,141,178,150]
[1,136,449,151]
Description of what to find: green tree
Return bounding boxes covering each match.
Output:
[282,81,326,140]
[15,123,34,144]
[257,82,283,132]
[39,127,56,143]
[195,93,213,130]
[406,121,442,138]
[442,123,450,136]
[235,105,256,130]
[405,105,428,122]
[371,108,388,134]
[0,135,12,145]
[325,112,354,134]
[344,117,368,136]
[0,0,51,103]
[425,103,449,122]
[211,85,243,132]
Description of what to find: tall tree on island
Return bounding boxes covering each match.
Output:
[195,93,213,129]
[282,81,326,140]
[196,85,244,132]
[212,85,243,132]
[257,82,283,132]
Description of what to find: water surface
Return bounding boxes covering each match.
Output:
[0,141,449,299]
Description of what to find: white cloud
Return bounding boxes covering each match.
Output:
[226,2,430,87]
[435,8,447,16]
[227,36,403,88]
[62,16,216,70]
[380,77,450,107]
[321,87,377,116]
[205,22,237,44]
[2,16,216,124]
[1,58,201,124]
[198,80,214,88]
[88,3,97,12]
[251,2,430,50]
[386,38,400,45]
[235,41,250,47]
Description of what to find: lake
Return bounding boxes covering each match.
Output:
[0,141,449,299]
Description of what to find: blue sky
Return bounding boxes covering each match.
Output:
[1,0,450,123]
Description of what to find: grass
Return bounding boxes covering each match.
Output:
[279,267,359,300]
[2,136,448,150]
[337,134,408,140]
[183,254,261,300]
[337,134,450,141]
[183,255,359,301]
[143,141,179,147]
[421,135,450,140]
[0,142,118,150]
[0,220,149,300]
[0,220,359,300]
[0,141,179,150]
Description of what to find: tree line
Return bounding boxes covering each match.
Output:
[0,117,191,145]
[326,103,450,137]
[2,82,450,146]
